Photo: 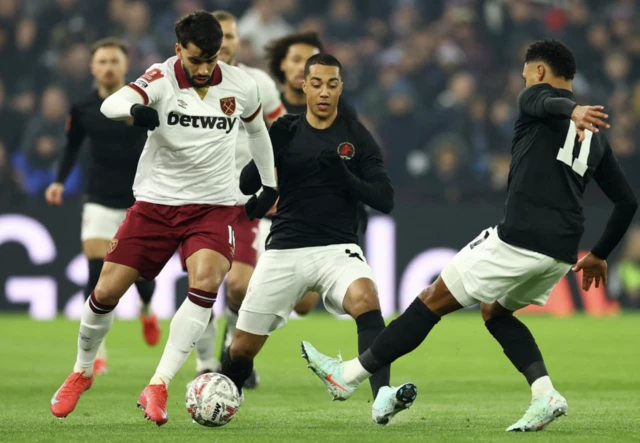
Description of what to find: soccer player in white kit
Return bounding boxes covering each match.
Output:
[191,11,318,387]
[50,12,277,426]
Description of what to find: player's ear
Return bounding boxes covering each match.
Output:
[537,64,545,82]
[302,79,307,94]
[175,43,181,57]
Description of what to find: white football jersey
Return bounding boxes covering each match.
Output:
[128,57,263,206]
[234,63,284,204]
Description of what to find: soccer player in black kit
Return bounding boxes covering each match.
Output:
[264,31,369,258]
[220,54,417,425]
[44,38,160,376]
[302,40,638,432]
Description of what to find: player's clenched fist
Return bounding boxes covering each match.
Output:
[245,187,278,221]
[44,182,64,206]
[130,104,160,130]
[316,149,348,181]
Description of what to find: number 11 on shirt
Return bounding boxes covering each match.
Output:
[557,120,592,176]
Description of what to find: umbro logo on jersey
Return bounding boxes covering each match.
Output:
[167,111,237,133]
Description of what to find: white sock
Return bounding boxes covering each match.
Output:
[343,357,372,385]
[223,305,239,349]
[96,340,107,361]
[531,375,554,398]
[151,298,211,386]
[74,297,115,377]
[195,313,218,372]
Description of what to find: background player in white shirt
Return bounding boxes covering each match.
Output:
[50,12,277,427]
[191,11,317,387]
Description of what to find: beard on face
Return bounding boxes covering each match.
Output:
[184,68,212,88]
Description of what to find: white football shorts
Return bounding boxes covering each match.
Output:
[81,202,127,241]
[441,227,572,311]
[237,243,374,335]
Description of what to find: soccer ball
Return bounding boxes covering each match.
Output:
[186,372,241,427]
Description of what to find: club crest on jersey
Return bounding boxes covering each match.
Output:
[107,239,118,254]
[337,142,355,160]
[220,97,236,116]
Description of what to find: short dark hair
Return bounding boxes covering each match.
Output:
[265,31,324,83]
[525,39,576,80]
[304,53,342,78]
[90,37,129,57]
[212,10,237,22]
[175,10,223,58]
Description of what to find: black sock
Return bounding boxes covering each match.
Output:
[86,259,104,298]
[135,279,156,307]
[220,348,253,393]
[356,310,389,398]
[358,297,441,374]
[485,315,548,385]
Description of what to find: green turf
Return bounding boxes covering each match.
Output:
[0,313,638,442]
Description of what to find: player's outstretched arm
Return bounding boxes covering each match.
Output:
[46,105,86,206]
[518,84,610,141]
[574,146,638,290]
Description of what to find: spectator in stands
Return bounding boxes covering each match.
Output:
[56,43,93,103]
[324,0,362,42]
[0,139,23,205]
[120,1,161,74]
[0,76,24,155]
[421,136,477,203]
[239,0,294,57]
[16,85,71,195]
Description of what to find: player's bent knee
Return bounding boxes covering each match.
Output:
[93,262,139,305]
[343,280,381,318]
[190,272,224,294]
[480,302,513,322]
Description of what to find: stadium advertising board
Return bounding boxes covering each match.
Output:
[0,199,622,319]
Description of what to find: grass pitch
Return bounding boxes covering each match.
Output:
[0,312,638,442]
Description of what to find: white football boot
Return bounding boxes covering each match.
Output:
[371,383,418,425]
[507,390,568,432]
[301,341,358,401]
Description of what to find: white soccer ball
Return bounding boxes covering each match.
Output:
[186,372,241,427]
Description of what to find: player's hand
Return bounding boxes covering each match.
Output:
[270,114,299,151]
[316,149,348,180]
[571,105,610,143]
[245,187,278,221]
[130,104,160,130]
[45,182,64,206]
[572,252,608,291]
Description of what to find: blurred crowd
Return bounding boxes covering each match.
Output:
[1,0,640,205]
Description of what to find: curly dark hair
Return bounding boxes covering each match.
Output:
[525,39,576,80]
[265,32,324,84]
[175,11,223,58]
